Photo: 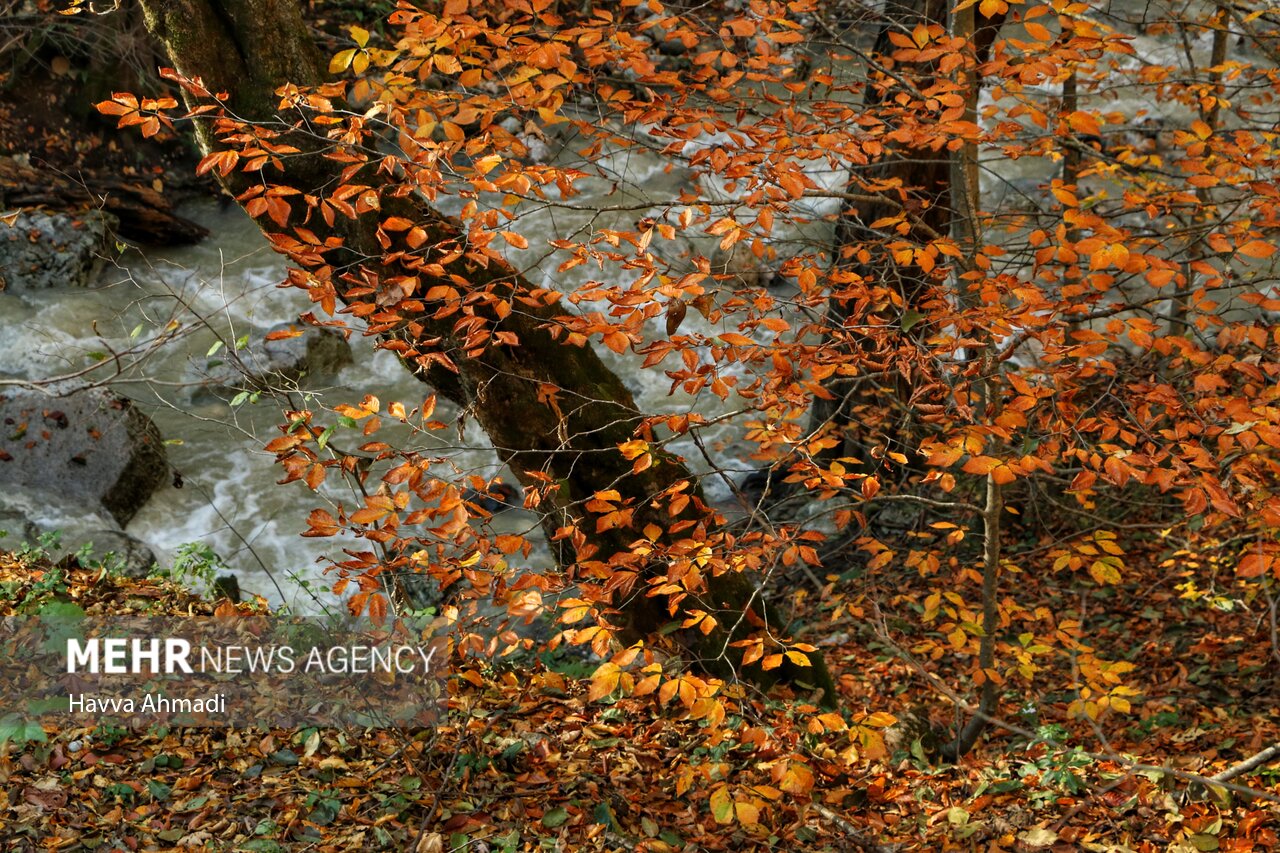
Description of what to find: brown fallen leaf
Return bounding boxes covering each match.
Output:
[665,298,687,336]
[22,780,67,810]
[177,830,213,849]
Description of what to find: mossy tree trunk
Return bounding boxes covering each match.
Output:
[136,0,834,703]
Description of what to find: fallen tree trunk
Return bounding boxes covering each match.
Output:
[0,157,207,244]
[135,0,834,702]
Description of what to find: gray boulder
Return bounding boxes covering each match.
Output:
[259,323,353,379]
[0,507,38,544]
[0,388,168,526]
[197,323,353,392]
[0,487,156,575]
[63,529,157,577]
[0,210,115,292]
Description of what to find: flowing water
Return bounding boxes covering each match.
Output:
[0,146,833,609]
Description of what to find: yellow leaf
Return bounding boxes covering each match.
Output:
[588,662,622,702]
[560,606,590,624]
[618,440,649,460]
[329,49,356,74]
[474,154,502,175]
[710,785,734,824]
[1089,559,1121,585]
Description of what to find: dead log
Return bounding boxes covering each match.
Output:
[0,157,207,245]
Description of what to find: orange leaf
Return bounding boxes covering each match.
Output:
[588,662,622,701]
[495,534,524,554]
[1239,240,1276,259]
[779,762,814,795]
[1238,553,1271,578]
[367,592,388,624]
[602,331,630,353]
[962,455,999,475]
[1024,21,1052,40]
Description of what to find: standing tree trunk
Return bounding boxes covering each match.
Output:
[805,0,1006,472]
[1168,13,1229,338]
[936,0,1003,760]
[804,0,952,472]
[134,0,833,701]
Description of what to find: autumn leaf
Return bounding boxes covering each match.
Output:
[665,298,687,336]
[1237,553,1270,577]
[588,662,623,701]
[779,761,814,795]
[1089,558,1122,585]
[709,785,734,824]
[1238,240,1276,259]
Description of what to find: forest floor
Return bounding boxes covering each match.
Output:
[0,544,1275,853]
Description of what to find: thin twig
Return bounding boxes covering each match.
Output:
[1211,743,1280,785]
[810,803,899,852]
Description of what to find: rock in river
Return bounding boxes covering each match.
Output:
[65,528,157,577]
[0,209,116,292]
[0,486,157,576]
[0,387,168,526]
[194,322,353,393]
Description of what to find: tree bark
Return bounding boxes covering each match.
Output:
[135,0,834,701]
[1167,15,1228,339]
[934,0,1003,761]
